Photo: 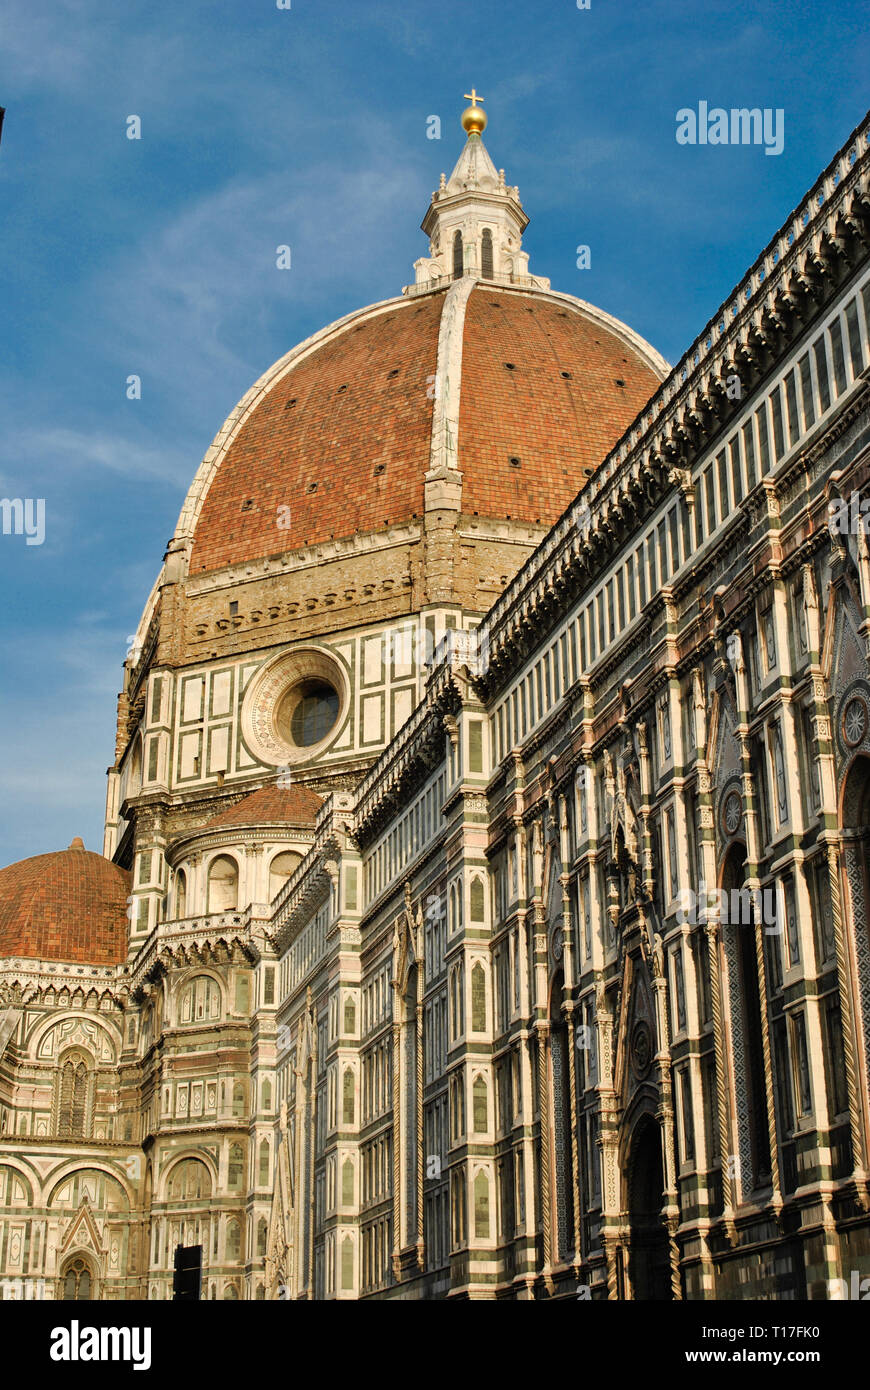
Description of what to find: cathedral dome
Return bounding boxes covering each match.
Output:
[183,282,665,577]
[172,107,667,585]
[0,843,130,966]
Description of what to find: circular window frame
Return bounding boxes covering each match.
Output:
[629,1019,653,1081]
[241,647,348,766]
[841,693,869,750]
[721,789,743,839]
[718,776,743,841]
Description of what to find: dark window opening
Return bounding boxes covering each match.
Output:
[283,680,339,748]
[481,228,494,280]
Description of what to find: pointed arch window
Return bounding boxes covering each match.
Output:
[57,1053,91,1139]
[342,1068,355,1125]
[453,231,463,280]
[472,1074,488,1132]
[341,1235,354,1290]
[473,1170,490,1238]
[342,1157,354,1204]
[471,962,487,1032]
[179,974,221,1025]
[129,739,142,798]
[481,228,494,279]
[226,1219,241,1260]
[470,876,485,922]
[62,1257,93,1301]
[174,869,187,920]
[228,1143,244,1189]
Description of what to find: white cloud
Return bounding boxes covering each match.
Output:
[12,426,191,485]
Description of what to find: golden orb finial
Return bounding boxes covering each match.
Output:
[461,88,487,137]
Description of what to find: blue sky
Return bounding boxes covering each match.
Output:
[0,0,866,866]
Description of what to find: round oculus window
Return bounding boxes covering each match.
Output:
[240,646,348,766]
[278,679,340,749]
[722,790,743,837]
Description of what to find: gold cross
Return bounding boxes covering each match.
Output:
[464,88,484,108]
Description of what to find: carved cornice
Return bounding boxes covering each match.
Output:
[352,659,464,844]
[478,115,870,696]
[127,906,270,994]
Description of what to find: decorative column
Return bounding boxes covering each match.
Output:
[415,992,425,1273]
[391,1003,402,1281]
[534,1018,553,1286]
[650,941,682,1300]
[734,630,782,1213]
[308,1024,317,1296]
[829,841,870,1187]
[594,979,620,1298]
[804,557,870,1185]
[564,998,584,1278]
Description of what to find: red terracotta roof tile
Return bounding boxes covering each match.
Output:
[188,285,661,574]
[207,783,323,828]
[459,288,661,520]
[190,296,444,572]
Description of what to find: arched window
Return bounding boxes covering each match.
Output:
[228,1143,243,1189]
[62,1257,93,1301]
[235,974,250,1013]
[342,1068,355,1125]
[207,855,238,913]
[57,1052,90,1139]
[257,1218,268,1258]
[470,876,485,922]
[258,1139,270,1186]
[262,1080,272,1111]
[179,975,221,1025]
[472,1075,488,1132]
[481,228,494,279]
[473,1171,490,1239]
[269,851,302,902]
[226,1219,241,1260]
[129,739,142,798]
[453,230,463,280]
[471,963,487,1031]
[232,1083,245,1118]
[450,965,464,1039]
[167,1158,211,1201]
[175,870,187,920]
[341,1235,354,1291]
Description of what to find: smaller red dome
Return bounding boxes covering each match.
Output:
[207,783,323,829]
[0,845,131,966]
